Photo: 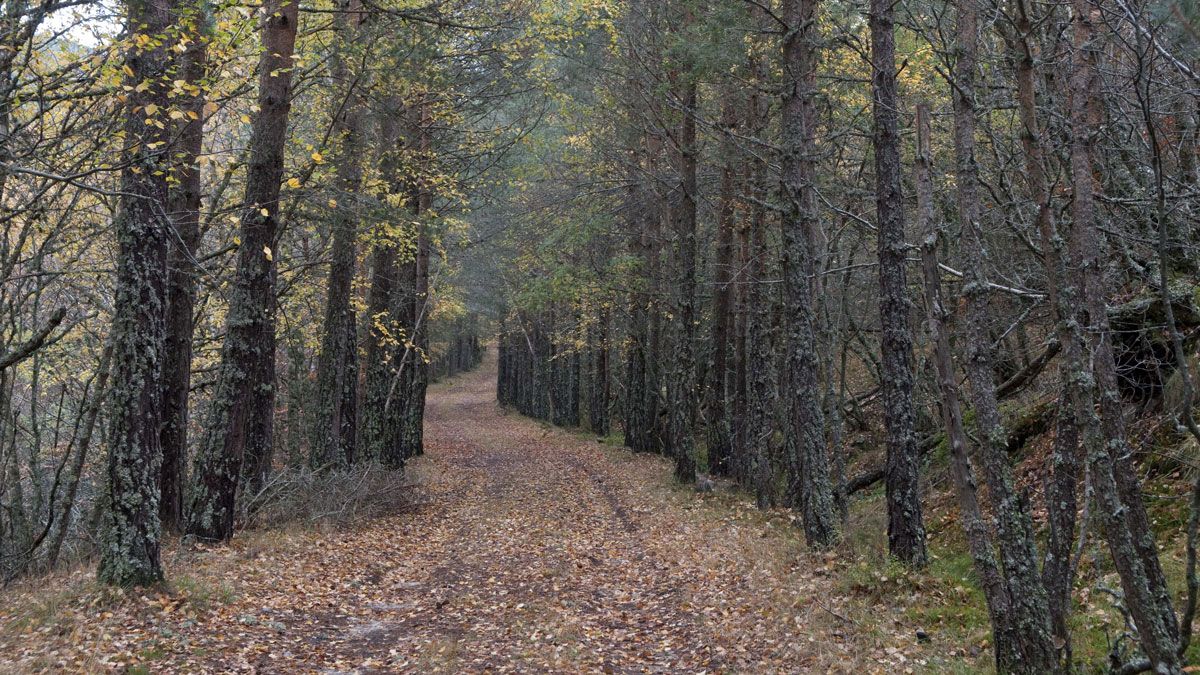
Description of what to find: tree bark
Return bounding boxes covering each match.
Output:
[780,0,837,547]
[623,145,653,452]
[360,101,405,465]
[312,0,366,469]
[400,99,432,459]
[98,0,174,586]
[185,0,298,542]
[589,308,610,435]
[1002,4,1080,662]
[705,93,738,477]
[915,102,1015,673]
[159,5,208,532]
[667,60,698,483]
[953,0,1057,668]
[870,0,927,567]
[1065,1,1181,668]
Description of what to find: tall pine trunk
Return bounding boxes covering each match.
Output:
[1066,0,1181,667]
[312,0,366,469]
[98,0,174,586]
[623,146,653,453]
[646,137,668,456]
[185,0,298,542]
[588,308,610,436]
[1002,4,1080,661]
[399,100,432,459]
[869,0,926,567]
[705,93,737,477]
[780,0,836,547]
[916,103,1035,675]
[952,0,1057,668]
[159,5,208,532]
[360,100,408,466]
[743,41,773,504]
[667,63,698,483]
[731,212,750,485]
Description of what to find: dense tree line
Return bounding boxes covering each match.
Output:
[0,0,512,584]
[489,0,1200,671]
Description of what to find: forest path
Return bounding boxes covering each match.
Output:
[2,348,867,674]
[307,348,721,672]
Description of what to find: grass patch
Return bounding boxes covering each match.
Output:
[171,574,236,612]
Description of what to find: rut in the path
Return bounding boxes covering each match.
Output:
[323,351,716,673]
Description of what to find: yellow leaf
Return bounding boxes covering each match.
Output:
[263,246,273,261]
[311,152,324,164]
[259,208,270,217]
[286,177,301,189]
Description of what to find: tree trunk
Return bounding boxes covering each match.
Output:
[184,0,298,542]
[312,0,366,469]
[743,41,773,503]
[746,197,774,508]
[401,99,432,458]
[1066,1,1181,667]
[98,0,173,586]
[705,93,737,477]
[731,211,751,486]
[667,63,698,483]
[916,102,1030,674]
[589,308,610,436]
[361,98,407,466]
[159,7,208,532]
[1002,4,1080,662]
[952,0,1057,668]
[623,162,652,451]
[870,0,927,567]
[780,0,837,547]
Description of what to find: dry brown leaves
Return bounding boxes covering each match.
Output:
[0,352,961,673]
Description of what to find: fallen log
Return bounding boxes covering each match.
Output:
[845,282,1200,496]
[846,376,1059,496]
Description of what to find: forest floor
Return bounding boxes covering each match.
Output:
[1,350,979,673]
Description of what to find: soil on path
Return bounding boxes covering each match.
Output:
[2,349,874,673]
